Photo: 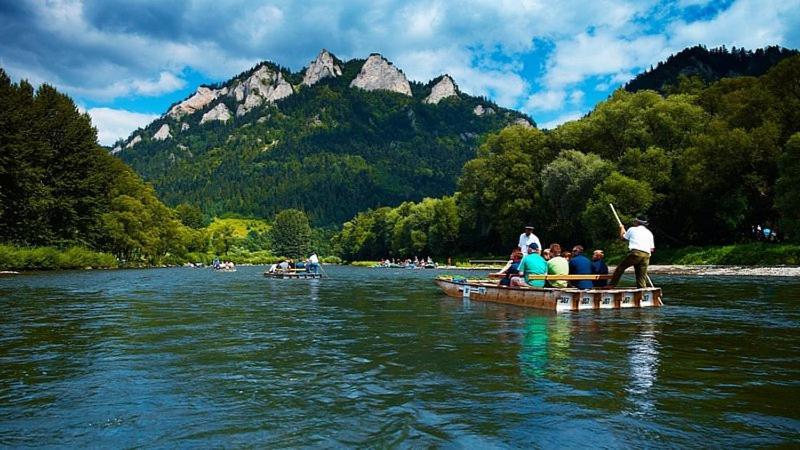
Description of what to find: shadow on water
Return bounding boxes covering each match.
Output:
[0,266,798,447]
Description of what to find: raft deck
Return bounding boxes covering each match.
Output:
[435,276,663,312]
[264,271,322,279]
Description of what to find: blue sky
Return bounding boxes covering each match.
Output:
[2,0,799,145]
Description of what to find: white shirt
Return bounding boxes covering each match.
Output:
[518,232,541,252]
[309,253,319,264]
[624,226,654,254]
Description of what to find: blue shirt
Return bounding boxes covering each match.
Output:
[569,254,593,289]
[591,259,609,287]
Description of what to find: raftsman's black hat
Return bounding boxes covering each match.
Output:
[634,215,649,225]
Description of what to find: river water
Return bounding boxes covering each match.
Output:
[0,266,798,447]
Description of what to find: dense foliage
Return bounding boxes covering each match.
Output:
[269,209,312,258]
[335,56,800,260]
[117,59,531,226]
[0,70,207,264]
[625,45,798,93]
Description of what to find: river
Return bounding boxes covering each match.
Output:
[1,266,798,447]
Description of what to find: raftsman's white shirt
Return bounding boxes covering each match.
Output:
[624,226,654,254]
[518,232,541,252]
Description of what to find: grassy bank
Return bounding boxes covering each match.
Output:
[0,244,342,271]
[0,245,118,270]
[648,243,800,265]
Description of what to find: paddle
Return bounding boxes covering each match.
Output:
[609,203,655,288]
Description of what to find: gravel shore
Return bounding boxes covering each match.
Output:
[646,265,800,277]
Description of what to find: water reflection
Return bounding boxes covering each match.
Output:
[626,316,660,416]
[518,315,571,379]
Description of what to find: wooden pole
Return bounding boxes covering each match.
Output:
[609,203,623,227]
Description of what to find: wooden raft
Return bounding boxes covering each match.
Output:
[264,271,322,279]
[434,276,663,312]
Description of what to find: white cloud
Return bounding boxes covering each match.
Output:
[543,31,668,88]
[132,71,186,96]
[87,107,159,146]
[568,90,584,104]
[539,110,584,129]
[525,89,566,112]
[668,0,799,50]
[3,0,799,126]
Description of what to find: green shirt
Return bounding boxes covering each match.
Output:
[547,256,569,288]
[519,253,547,287]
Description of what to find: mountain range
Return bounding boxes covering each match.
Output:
[115,50,531,225]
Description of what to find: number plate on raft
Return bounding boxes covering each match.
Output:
[621,293,634,308]
[556,293,574,311]
[460,286,487,298]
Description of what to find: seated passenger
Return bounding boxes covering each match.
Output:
[591,250,609,287]
[568,245,593,290]
[494,247,523,286]
[511,243,547,288]
[546,243,569,288]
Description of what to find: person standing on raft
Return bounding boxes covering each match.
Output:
[608,215,654,288]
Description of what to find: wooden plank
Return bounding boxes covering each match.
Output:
[487,273,612,281]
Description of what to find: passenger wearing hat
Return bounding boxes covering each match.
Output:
[511,242,548,288]
[608,215,654,288]
[518,225,541,256]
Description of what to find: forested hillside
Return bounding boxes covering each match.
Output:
[116,51,531,226]
[0,69,206,265]
[625,45,797,93]
[336,55,800,260]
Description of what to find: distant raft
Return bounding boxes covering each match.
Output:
[434,275,663,312]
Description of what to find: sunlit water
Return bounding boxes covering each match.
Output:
[1,266,798,447]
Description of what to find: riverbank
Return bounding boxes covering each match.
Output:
[0,244,342,271]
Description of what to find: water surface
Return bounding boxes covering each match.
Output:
[1,266,798,447]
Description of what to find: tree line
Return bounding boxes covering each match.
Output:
[0,70,325,265]
[334,56,800,260]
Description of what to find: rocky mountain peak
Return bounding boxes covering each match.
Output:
[302,49,342,86]
[200,103,231,124]
[153,123,171,141]
[424,75,458,104]
[168,86,227,118]
[350,54,412,96]
[230,64,294,116]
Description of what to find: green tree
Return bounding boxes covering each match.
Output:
[457,125,551,253]
[582,172,655,244]
[211,224,236,255]
[175,203,205,229]
[270,209,312,258]
[540,150,613,241]
[776,133,800,241]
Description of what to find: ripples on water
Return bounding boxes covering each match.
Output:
[0,266,798,447]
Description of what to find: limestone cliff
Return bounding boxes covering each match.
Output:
[153,124,171,140]
[423,75,458,104]
[200,103,231,124]
[168,86,227,118]
[302,49,342,86]
[230,65,294,116]
[350,54,412,96]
